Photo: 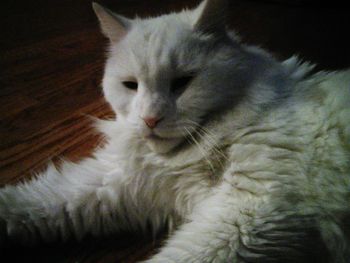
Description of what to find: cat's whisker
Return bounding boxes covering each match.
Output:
[181,119,229,163]
[195,127,228,162]
[183,127,216,174]
[182,119,222,145]
[191,129,226,170]
[190,128,227,170]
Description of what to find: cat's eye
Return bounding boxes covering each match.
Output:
[171,75,194,92]
[122,81,138,91]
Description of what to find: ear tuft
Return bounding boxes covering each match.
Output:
[194,0,229,35]
[92,2,130,42]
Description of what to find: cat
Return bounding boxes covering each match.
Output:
[1,0,350,262]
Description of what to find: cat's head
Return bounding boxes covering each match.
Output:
[93,0,248,154]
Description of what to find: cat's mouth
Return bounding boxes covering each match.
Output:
[144,133,172,141]
[142,126,183,141]
[143,131,183,154]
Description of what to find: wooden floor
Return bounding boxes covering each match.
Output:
[0,0,349,262]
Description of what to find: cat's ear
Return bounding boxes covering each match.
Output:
[193,0,228,35]
[92,2,131,43]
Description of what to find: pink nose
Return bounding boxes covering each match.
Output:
[143,117,162,129]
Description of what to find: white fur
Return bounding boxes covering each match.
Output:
[1,1,350,262]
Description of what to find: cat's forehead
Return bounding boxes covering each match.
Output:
[112,14,214,77]
[138,14,191,38]
[131,15,193,61]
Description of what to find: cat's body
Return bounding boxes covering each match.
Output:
[1,0,350,262]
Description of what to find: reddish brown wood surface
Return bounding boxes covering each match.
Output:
[0,0,349,262]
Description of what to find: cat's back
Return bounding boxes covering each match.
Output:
[287,69,350,196]
[232,67,350,195]
[298,69,350,143]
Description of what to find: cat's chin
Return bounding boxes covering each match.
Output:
[145,135,183,154]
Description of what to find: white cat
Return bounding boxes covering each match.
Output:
[1,0,350,262]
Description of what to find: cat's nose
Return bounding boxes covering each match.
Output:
[143,116,162,129]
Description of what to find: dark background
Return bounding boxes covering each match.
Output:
[0,0,349,262]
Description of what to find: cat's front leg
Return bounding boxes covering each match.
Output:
[142,190,246,263]
[0,156,134,246]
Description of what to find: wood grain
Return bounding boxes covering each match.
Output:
[0,0,349,262]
